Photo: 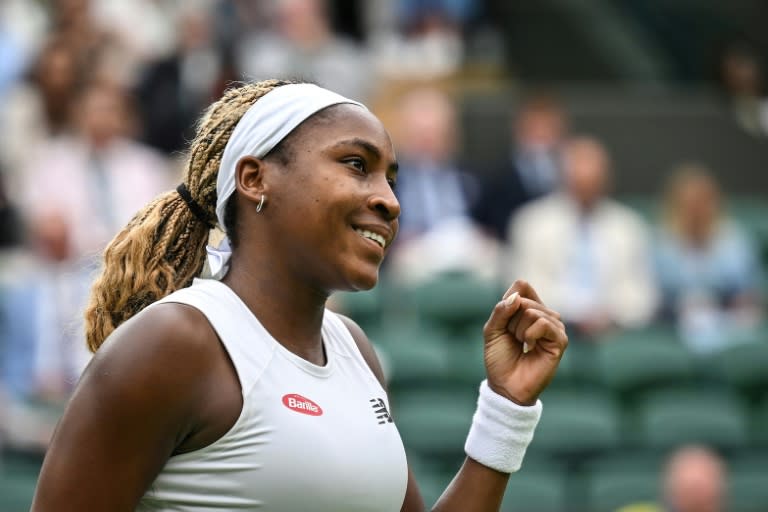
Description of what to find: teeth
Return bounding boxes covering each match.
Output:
[355,229,385,248]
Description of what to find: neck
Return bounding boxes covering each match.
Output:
[222,249,329,365]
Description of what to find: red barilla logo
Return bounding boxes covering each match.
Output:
[282,394,323,416]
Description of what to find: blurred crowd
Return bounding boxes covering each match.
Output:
[386,86,764,344]
[0,0,492,441]
[0,0,765,510]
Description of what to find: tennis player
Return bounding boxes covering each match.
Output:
[31,80,567,511]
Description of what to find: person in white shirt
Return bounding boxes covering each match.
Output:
[505,136,658,339]
[20,80,174,262]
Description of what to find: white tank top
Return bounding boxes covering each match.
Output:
[136,279,408,511]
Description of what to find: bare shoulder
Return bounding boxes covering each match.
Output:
[93,301,220,379]
[84,302,220,400]
[33,302,233,510]
[75,301,225,439]
[336,313,387,389]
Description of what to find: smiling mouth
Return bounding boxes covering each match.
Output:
[355,229,386,248]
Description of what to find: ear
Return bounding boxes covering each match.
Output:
[235,155,272,205]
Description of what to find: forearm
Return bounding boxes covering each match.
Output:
[432,377,542,511]
[432,458,510,512]
[403,281,565,512]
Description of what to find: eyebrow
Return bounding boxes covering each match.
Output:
[333,138,399,174]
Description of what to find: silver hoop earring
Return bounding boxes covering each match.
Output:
[256,194,266,213]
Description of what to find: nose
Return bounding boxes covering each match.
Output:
[368,179,400,222]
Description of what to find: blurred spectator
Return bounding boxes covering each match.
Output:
[505,136,658,339]
[0,210,91,451]
[91,0,180,69]
[654,164,763,353]
[389,86,478,240]
[45,0,158,88]
[0,36,85,191]
[387,216,501,284]
[49,0,111,73]
[617,445,726,512]
[1,212,89,401]
[236,0,373,101]
[473,93,568,240]
[18,79,174,262]
[663,445,726,512]
[136,5,233,154]
[387,86,496,283]
[719,42,768,138]
[371,0,477,79]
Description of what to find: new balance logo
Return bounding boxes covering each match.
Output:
[370,398,393,425]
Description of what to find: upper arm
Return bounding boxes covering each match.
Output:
[337,314,426,512]
[32,304,221,511]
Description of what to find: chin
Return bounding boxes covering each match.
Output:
[351,274,379,291]
[345,266,380,292]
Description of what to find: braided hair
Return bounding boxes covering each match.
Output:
[84,79,297,352]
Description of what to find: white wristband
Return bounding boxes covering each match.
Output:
[464,380,542,473]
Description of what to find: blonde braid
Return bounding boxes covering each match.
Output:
[84,79,296,352]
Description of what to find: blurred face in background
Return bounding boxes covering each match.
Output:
[178,10,213,52]
[54,0,91,30]
[395,88,457,165]
[34,40,81,130]
[275,0,329,45]
[37,43,78,96]
[664,446,726,512]
[666,167,721,246]
[76,83,132,148]
[561,137,610,211]
[514,98,566,152]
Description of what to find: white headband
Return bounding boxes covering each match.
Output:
[206,83,365,279]
[215,83,365,230]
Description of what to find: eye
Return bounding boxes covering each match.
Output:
[387,177,397,191]
[344,157,366,173]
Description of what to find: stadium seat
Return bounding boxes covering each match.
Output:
[443,334,487,386]
[729,196,768,266]
[406,453,455,508]
[583,449,666,475]
[548,342,598,388]
[369,324,453,392]
[332,287,383,331]
[392,388,477,465]
[595,327,694,396]
[0,473,37,512]
[571,446,667,511]
[0,451,42,512]
[410,272,500,332]
[584,466,660,512]
[707,336,768,398]
[501,463,568,512]
[752,394,768,446]
[728,452,768,512]
[528,389,622,459]
[632,388,750,450]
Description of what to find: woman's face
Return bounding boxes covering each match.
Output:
[258,104,400,292]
